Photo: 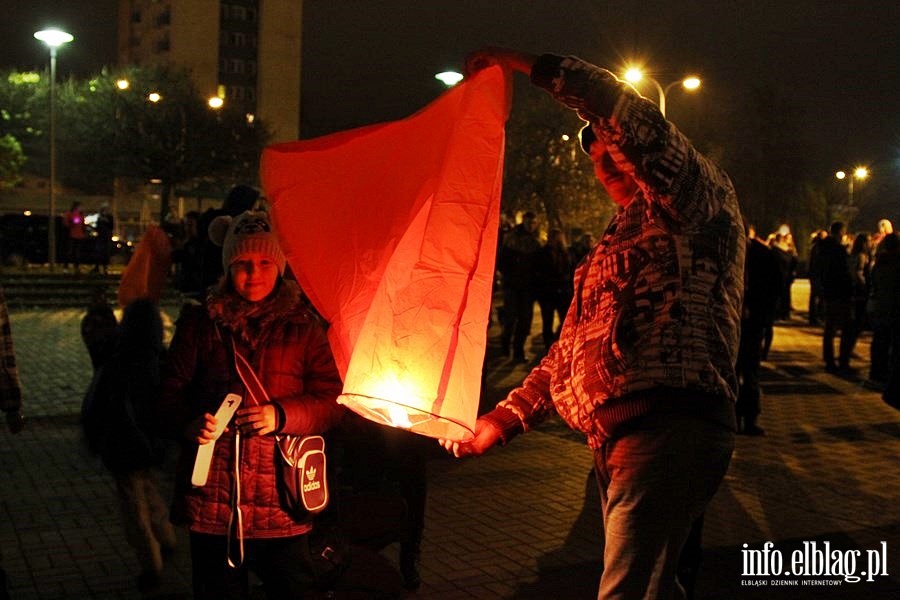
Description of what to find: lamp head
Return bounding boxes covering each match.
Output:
[34,29,74,48]
[435,71,464,87]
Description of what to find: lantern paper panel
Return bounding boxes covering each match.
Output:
[261,66,510,441]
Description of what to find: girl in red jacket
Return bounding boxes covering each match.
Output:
[160,210,344,599]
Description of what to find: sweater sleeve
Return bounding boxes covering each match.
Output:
[531,53,736,229]
[492,339,564,441]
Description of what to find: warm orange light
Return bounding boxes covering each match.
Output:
[116,79,129,90]
[147,92,161,103]
[854,167,868,180]
[208,96,224,109]
[682,76,701,90]
[835,170,847,180]
[263,67,510,442]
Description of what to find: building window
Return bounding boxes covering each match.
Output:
[156,9,171,27]
[231,32,246,47]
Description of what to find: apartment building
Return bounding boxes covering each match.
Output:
[116,0,302,142]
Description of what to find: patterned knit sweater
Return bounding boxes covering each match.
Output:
[486,55,745,449]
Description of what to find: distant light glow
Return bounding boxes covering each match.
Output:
[9,72,41,84]
[561,134,570,142]
[682,76,701,90]
[853,167,868,180]
[34,29,74,48]
[624,68,644,83]
[246,113,255,124]
[208,96,224,109]
[116,79,130,90]
[23,210,32,216]
[147,92,161,103]
[111,235,120,242]
[835,171,846,180]
[435,71,464,87]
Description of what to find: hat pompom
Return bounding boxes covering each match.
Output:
[208,215,232,247]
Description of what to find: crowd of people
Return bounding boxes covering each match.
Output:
[62,201,116,274]
[806,219,899,393]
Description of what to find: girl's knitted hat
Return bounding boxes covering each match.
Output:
[208,210,286,274]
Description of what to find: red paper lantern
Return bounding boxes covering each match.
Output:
[261,67,510,441]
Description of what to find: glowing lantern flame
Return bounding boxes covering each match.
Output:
[262,67,510,442]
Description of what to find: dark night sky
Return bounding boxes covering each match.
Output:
[2,0,898,184]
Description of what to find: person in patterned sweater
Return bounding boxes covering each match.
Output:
[443,48,745,599]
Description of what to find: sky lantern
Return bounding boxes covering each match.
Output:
[261,66,510,442]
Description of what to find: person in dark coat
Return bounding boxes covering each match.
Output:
[819,222,854,373]
[868,233,900,405]
[91,203,115,274]
[807,229,827,325]
[533,228,574,352]
[86,298,177,592]
[736,231,781,435]
[770,232,798,321]
[497,211,540,361]
[80,286,118,371]
[159,210,344,599]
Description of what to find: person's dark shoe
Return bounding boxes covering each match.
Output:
[399,546,421,590]
[136,570,162,594]
[838,365,859,379]
[742,424,766,436]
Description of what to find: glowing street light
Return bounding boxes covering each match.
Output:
[435,71,464,87]
[116,78,130,90]
[835,166,869,206]
[622,66,701,117]
[208,96,224,109]
[147,91,162,103]
[34,28,74,269]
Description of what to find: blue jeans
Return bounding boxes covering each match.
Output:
[593,411,734,599]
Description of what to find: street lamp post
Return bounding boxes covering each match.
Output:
[835,167,868,207]
[34,28,73,270]
[623,68,701,117]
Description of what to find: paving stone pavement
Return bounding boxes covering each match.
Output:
[1,280,899,599]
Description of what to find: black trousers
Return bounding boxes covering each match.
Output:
[736,317,766,423]
[190,531,316,600]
